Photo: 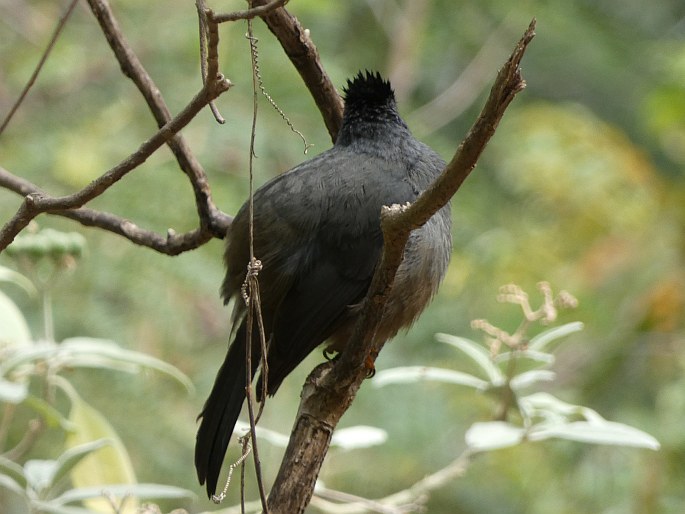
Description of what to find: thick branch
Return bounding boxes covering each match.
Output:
[86,0,232,238]
[251,0,344,142]
[0,80,230,252]
[266,19,536,514]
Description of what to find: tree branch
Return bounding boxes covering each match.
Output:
[251,0,344,142]
[213,0,290,23]
[86,0,232,238]
[0,78,231,252]
[0,166,220,255]
[265,18,537,514]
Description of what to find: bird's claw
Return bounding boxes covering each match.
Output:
[364,354,376,378]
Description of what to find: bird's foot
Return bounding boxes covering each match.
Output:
[364,353,376,378]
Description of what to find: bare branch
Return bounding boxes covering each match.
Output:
[86,0,232,238]
[0,79,231,252]
[0,0,79,137]
[251,0,344,142]
[266,19,537,513]
[213,0,290,23]
[0,166,223,255]
[197,2,226,124]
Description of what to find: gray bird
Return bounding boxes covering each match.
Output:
[195,71,452,498]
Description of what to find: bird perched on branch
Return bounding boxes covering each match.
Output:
[195,70,452,498]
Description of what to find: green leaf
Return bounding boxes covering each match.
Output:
[510,370,556,390]
[0,289,32,346]
[64,392,138,513]
[0,378,28,403]
[0,338,193,393]
[435,333,505,386]
[520,393,661,450]
[52,439,111,488]
[331,426,388,450]
[24,459,58,494]
[373,366,490,391]
[529,420,661,450]
[0,342,58,376]
[528,322,584,352]
[465,421,525,451]
[0,472,26,498]
[24,501,93,514]
[59,338,194,392]
[53,483,195,506]
[23,395,76,431]
[0,265,37,296]
[519,392,584,419]
[0,455,28,490]
[494,349,555,366]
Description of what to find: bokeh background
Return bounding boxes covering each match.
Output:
[1,0,684,512]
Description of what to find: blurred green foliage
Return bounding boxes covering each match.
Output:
[1,0,684,512]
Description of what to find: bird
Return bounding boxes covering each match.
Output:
[195,70,452,498]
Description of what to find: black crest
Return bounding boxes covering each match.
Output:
[342,70,395,110]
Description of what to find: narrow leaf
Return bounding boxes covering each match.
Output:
[59,338,193,392]
[25,501,93,514]
[0,378,28,403]
[510,370,556,390]
[0,472,26,497]
[24,459,58,493]
[529,420,660,450]
[331,426,388,450]
[0,343,58,375]
[53,439,111,486]
[528,322,584,352]
[373,366,490,390]
[53,483,194,505]
[0,455,27,489]
[465,421,525,451]
[64,393,138,513]
[0,290,32,346]
[0,266,37,296]
[23,395,76,431]
[435,333,504,385]
[495,349,555,366]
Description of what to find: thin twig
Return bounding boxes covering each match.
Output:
[213,0,289,23]
[202,6,226,123]
[197,0,209,84]
[0,0,79,136]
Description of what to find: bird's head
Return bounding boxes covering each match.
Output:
[336,70,408,146]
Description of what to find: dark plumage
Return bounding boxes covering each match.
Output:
[195,71,452,497]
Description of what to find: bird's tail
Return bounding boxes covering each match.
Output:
[195,322,257,498]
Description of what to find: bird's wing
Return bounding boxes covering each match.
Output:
[252,150,419,393]
[262,229,381,394]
